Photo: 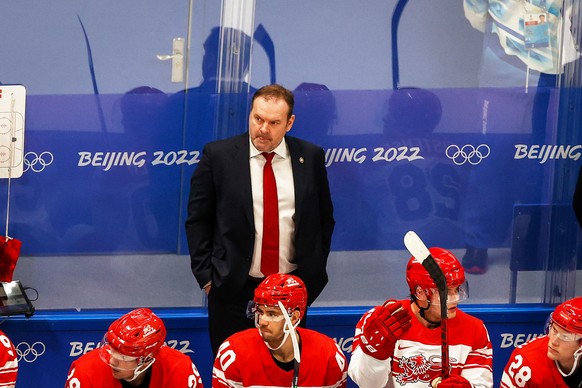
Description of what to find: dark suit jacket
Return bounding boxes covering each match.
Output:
[574,165,582,229]
[185,132,334,305]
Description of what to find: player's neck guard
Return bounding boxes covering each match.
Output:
[557,346,582,377]
[125,358,155,383]
[411,296,441,328]
[257,312,301,352]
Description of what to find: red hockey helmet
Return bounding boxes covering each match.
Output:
[253,274,308,320]
[551,297,582,337]
[406,247,466,293]
[100,308,166,363]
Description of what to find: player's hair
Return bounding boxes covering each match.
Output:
[252,84,295,120]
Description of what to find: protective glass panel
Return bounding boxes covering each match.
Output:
[0,0,579,311]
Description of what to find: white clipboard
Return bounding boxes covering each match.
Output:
[0,85,25,179]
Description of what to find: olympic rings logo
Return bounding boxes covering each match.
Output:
[16,341,46,363]
[445,144,490,165]
[24,151,54,173]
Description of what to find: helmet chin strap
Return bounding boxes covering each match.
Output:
[277,301,301,364]
[413,297,441,328]
[557,345,582,377]
[255,303,301,355]
[125,357,155,383]
[262,330,289,351]
[419,306,441,328]
[255,314,287,351]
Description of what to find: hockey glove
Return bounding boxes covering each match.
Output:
[431,375,472,388]
[0,237,21,282]
[359,300,412,360]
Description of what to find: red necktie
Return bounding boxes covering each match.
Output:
[261,152,279,276]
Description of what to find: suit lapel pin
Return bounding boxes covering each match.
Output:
[299,157,305,164]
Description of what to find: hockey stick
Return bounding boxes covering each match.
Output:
[403,231,449,378]
[253,24,276,84]
[391,0,408,90]
[77,15,108,134]
[278,301,300,388]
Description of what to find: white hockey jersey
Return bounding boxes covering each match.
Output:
[348,299,493,388]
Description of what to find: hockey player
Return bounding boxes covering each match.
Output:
[65,308,203,387]
[212,273,348,387]
[348,247,493,387]
[0,330,18,387]
[500,296,582,387]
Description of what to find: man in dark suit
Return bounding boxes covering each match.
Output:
[574,165,582,228]
[186,84,335,356]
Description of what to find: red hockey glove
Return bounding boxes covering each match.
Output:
[359,300,412,360]
[431,375,471,388]
[0,237,21,282]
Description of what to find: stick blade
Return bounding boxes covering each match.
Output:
[403,231,447,292]
[403,231,431,264]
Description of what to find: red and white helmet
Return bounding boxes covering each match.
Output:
[552,297,582,336]
[99,308,166,375]
[253,273,308,320]
[406,247,466,296]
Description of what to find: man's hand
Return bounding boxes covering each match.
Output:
[359,300,412,360]
[431,375,471,388]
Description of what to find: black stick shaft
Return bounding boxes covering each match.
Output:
[422,257,449,378]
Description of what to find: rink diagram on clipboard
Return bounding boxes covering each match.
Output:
[0,85,25,178]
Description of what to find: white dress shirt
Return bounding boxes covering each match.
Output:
[249,137,297,277]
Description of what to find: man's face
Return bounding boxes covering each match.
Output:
[256,305,288,345]
[547,322,581,366]
[423,286,464,320]
[108,349,140,381]
[249,97,295,152]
